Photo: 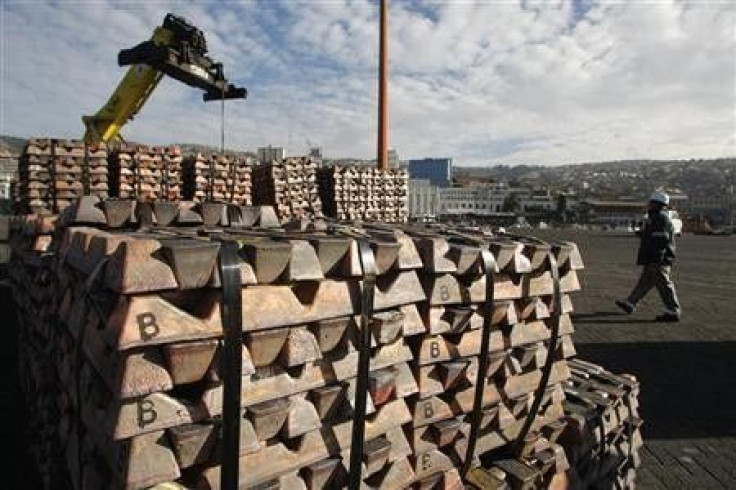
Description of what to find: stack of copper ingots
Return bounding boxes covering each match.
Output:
[182,153,253,205]
[558,359,643,489]
[7,214,67,488]
[108,144,183,201]
[318,166,409,223]
[400,230,581,488]
[15,139,108,214]
[9,197,642,489]
[252,157,323,222]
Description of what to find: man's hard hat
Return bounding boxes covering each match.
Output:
[649,191,669,206]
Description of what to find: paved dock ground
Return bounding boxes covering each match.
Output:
[534,229,736,489]
[1,230,735,488]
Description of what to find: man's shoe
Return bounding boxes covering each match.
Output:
[655,313,680,322]
[615,300,634,314]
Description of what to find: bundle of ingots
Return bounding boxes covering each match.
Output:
[15,138,414,227]
[14,138,109,215]
[252,157,323,223]
[16,139,252,214]
[182,153,253,206]
[9,196,642,489]
[317,165,408,223]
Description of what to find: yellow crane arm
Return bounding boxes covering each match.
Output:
[83,27,172,144]
[82,14,246,144]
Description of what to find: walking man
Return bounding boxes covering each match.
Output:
[616,191,681,322]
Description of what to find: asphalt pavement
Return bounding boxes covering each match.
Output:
[534,229,736,489]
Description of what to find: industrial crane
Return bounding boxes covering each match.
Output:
[83,13,246,144]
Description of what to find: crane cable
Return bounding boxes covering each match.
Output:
[220,89,225,155]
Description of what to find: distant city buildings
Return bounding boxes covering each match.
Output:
[257,145,285,164]
[680,194,734,224]
[664,191,688,211]
[388,149,399,169]
[0,150,17,213]
[439,186,503,215]
[410,180,557,218]
[408,179,440,218]
[521,192,556,212]
[408,158,453,187]
[580,199,646,227]
[0,133,730,227]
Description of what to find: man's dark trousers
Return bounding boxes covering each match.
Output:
[626,263,680,314]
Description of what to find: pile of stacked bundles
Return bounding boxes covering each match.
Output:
[318,166,408,223]
[252,157,323,222]
[559,359,643,489]
[182,153,252,205]
[15,139,108,214]
[108,144,183,201]
[9,214,65,488]
[9,196,642,489]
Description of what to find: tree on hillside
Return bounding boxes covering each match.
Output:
[502,193,520,213]
[556,193,568,223]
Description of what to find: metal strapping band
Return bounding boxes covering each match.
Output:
[595,403,607,463]
[348,239,377,490]
[461,248,497,477]
[497,232,547,246]
[218,240,244,490]
[622,389,635,462]
[82,144,91,195]
[208,155,216,201]
[228,156,237,204]
[162,150,170,201]
[512,249,562,455]
[134,150,142,198]
[50,141,58,213]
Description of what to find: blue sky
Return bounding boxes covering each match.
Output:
[1,0,734,165]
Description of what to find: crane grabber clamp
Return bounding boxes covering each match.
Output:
[118,14,247,102]
[84,13,246,144]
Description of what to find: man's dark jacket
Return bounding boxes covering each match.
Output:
[637,208,676,265]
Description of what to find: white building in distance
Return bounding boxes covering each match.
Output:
[408,179,440,218]
[438,182,556,216]
[257,145,285,164]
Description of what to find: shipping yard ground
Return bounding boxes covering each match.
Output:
[1,230,735,488]
[535,230,736,489]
